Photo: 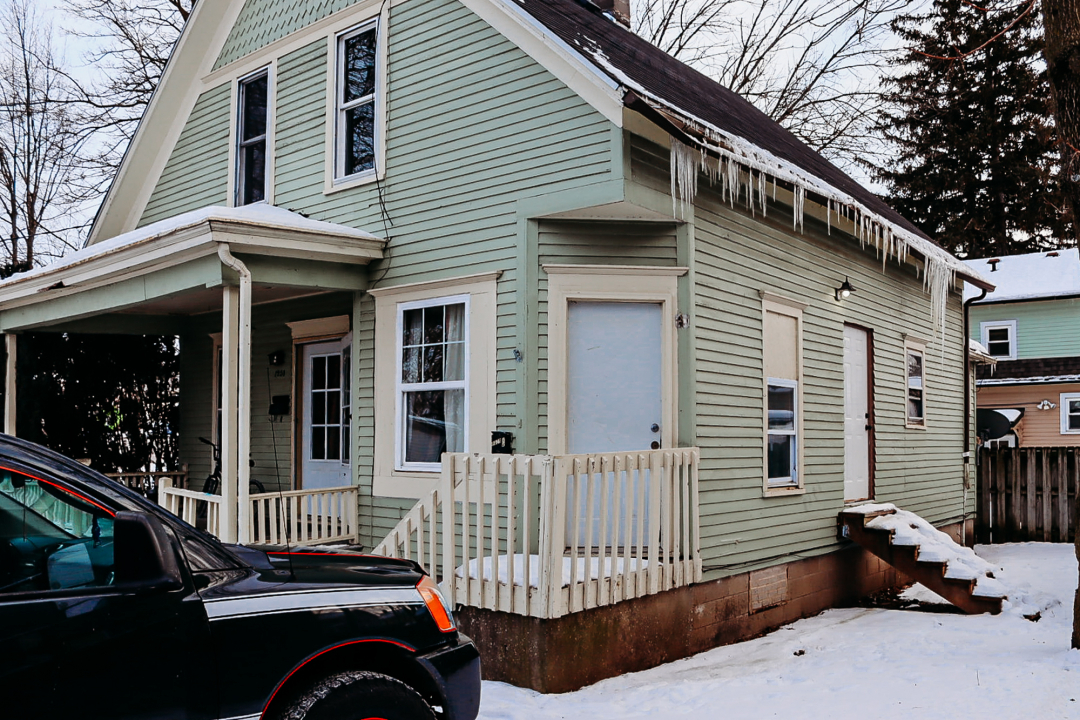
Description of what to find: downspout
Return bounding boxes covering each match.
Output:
[963,286,988,545]
[217,244,252,543]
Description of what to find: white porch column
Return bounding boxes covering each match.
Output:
[4,334,15,436]
[220,286,240,544]
[218,245,253,544]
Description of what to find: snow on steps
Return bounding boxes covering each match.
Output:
[837,504,1006,615]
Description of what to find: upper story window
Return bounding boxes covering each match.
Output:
[396,296,469,471]
[906,340,926,428]
[236,70,269,205]
[980,320,1017,360]
[336,23,378,180]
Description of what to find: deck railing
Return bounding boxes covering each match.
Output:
[105,467,189,498]
[158,478,222,536]
[374,448,701,619]
[248,486,359,545]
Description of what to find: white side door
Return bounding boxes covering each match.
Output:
[843,324,872,501]
[566,301,663,547]
[300,337,351,490]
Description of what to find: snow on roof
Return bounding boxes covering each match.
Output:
[969,339,991,356]
[963,248,1080,303]
[977,374,1080,386]
[1,205,381,289]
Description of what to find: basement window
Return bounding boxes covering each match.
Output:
[236,69,269,206]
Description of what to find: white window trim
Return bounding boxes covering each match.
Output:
[371,273,499,499]
[324,12,389,195]
[394,294,472,473]
[228,64,276,207]
[905,338,927,430]
[1060,392,1080,434]
[761,296,805,497]
[766,377,799,488]
[980,320,1017,361]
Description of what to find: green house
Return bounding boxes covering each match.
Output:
[0,0,991,690]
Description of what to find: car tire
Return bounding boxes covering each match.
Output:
[279,670,436,720]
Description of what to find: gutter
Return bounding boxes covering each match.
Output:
[217,244,252,543]
[964,287,989,458]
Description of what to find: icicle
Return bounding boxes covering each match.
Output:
[726,158,739,209]
[669,137,699,218]
[759,172,768,217]
[826,199,831,235]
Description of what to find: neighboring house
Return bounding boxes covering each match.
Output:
[964,249,1080,447]
[0,0,991,692]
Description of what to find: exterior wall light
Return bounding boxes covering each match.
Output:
[835,278,855,302]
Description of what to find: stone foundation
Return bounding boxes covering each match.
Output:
[458,521,965,693]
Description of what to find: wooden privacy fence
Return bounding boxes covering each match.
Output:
[976,447,1078,543]
[374,448,702,619]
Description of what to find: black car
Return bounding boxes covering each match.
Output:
[0,434,481,720]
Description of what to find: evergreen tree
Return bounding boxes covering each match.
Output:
[874,0,1071,258]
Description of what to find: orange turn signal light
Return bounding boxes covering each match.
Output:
[417,575,456,633]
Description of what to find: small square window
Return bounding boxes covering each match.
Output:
[336,24,379,180]
[236,70,269,206]
[980,321,1016,360]
[1061,394,1080,434]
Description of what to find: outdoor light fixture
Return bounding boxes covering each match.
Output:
[835,278,855,302]
[1037,399,1057,411]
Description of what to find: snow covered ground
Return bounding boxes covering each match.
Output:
[479,543,1079,720]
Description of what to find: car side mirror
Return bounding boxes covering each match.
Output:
[114,511,185,592]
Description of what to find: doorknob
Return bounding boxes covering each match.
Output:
[651,424,660,433]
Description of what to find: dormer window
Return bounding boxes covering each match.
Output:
[236,70,269,205]
[980,320,1017,360]
[336,23,378,180]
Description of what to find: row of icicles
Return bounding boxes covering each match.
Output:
[669,136,956,350]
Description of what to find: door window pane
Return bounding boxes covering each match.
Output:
[309,351,343,462]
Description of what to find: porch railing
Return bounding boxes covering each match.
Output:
[248,486,359,546]
[158,478,222,536]
[373,448,702,619]
[105,467,189,498]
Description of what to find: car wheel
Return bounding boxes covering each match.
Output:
[279,670,436,720]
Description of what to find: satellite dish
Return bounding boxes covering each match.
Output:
[976,409,1012,441]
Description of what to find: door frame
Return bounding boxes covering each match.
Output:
[843,322,875,502]
[544,265,686,456]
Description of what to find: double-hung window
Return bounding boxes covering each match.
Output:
[1061,393,1080,434]
[906,341,926,428]
[762,295,804,494]
[236,70,269,206]
[980,320,1017,360]
[336,23,378,180]
[396,296,469,471]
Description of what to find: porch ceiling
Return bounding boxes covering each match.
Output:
[0,205,384,332]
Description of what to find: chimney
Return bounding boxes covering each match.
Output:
[987,258,1001,272]
[594,0,631,27]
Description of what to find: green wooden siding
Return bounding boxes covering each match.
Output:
[969,298,1080,359]
[141,85,231,226]
[215,0,365,70]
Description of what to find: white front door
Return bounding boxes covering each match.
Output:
[300,338,351,490]
[843,324,872,501]
[566,301,663,547]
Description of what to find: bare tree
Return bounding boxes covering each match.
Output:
[632,0,906,171]
[1040,0,1080,651]
[0,0,94,273]
[63,0,194,171]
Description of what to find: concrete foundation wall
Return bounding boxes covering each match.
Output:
[459,521,965,694]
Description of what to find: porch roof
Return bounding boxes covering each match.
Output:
[0,205,385,333]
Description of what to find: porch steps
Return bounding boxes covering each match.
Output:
[838,506,1005,615]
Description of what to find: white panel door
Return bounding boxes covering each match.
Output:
[843,325,872,501]
[567,302,663,454]
[566,301,662,547]
[301,339,350,490]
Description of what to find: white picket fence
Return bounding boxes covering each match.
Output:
[248,486,359,545]
[374,448,701,619]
